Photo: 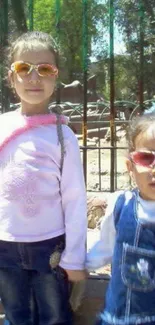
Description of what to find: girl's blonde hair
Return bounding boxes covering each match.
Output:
[127,113,155,152]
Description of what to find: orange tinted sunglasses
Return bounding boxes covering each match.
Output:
[11,61,58,77]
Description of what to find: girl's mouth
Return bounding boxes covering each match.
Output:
[26,89,43,91]
[149,182,155,187]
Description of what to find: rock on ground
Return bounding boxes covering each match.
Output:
[87,194,108,229]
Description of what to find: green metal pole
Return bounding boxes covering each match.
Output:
[109,0,115,192]
[56,0,61,30]
[139,0,144,112]
[55,0,61,104]
[28,0,34,31]
[1,0,9,113]
[82,0,88,185]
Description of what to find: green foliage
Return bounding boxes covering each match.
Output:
[32,0,107,82]
[33,0,55,33]
[3,0,155,102]
[114,0,155,100]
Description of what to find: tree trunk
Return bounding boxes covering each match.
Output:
[11,0,27,32]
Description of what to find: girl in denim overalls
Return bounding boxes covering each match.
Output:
[0,31,87,325]
[87,113,155,325]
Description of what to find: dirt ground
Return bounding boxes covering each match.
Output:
[79,127,131,192]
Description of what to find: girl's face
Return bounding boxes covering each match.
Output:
[126,125,155,201]
[9,47,57,115]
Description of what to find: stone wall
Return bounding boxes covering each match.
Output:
[73,274,110,325]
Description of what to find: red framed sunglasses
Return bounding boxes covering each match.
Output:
[11,61,58,77]
[130,151,155,168]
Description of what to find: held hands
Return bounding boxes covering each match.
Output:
[64,269,88,282]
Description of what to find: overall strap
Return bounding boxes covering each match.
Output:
[113,193,126,227]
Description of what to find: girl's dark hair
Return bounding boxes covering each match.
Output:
[7,31,59,67]
[127,113,155,152]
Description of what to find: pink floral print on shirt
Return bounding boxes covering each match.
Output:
[0,160,42,217]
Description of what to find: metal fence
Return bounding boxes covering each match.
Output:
[0,0,155,192]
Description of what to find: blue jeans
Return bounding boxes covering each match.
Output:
[0,236,73,325]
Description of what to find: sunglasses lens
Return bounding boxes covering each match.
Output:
[38,64,58,76]
[14,62,30,76]
[132,152,155,167]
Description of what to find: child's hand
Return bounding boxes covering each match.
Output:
[64,269,87,282]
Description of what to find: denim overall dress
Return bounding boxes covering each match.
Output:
[97,190,155,325]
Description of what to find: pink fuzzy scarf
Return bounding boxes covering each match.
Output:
[0,111,68,153]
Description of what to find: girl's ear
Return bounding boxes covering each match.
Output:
[126,158,134,179]
[8,70,14,88]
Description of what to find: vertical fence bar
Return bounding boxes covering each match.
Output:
[139,0,144,112]
[55,0,61,104]
[56,0,61,32]
[82,0,88,185]
[98,129,101,190]
[28,0,34,31]
[109,0,115,192]
[1,0,9,113]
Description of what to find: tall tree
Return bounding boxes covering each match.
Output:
[33,0,107,82]
[115,0,155,100]
[10,0,27,32]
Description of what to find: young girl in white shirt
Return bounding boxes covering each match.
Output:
[0,31,87,325]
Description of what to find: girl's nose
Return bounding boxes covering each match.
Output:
[28,69,40,83]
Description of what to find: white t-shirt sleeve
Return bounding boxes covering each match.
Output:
[86,191,122,271]
[59,128,87,270]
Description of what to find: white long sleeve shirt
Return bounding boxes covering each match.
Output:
[86,191,155,271]
[0,111,87,270]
